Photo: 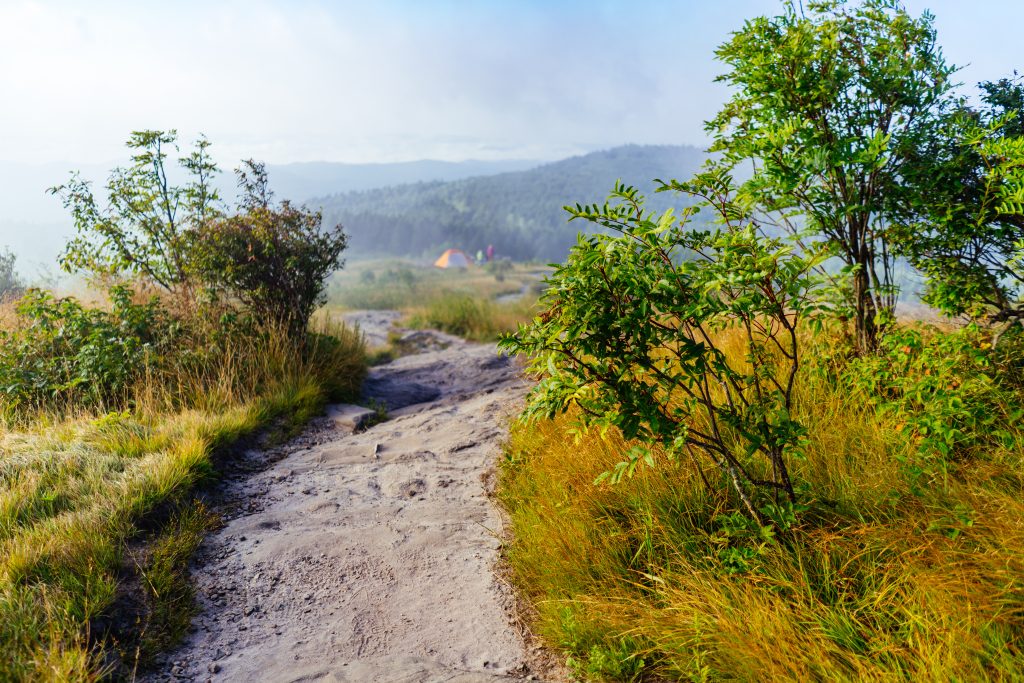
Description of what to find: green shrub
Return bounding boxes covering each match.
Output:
[501,176,828,522]
[0,286,171,417]
[840,324,1023,491]
[51,130,220,292]
[191,161,348,341]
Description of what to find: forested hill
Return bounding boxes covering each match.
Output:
[266,158,541,201]
[314,144,707,261]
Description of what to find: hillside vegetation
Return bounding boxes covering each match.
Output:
[498,1,1024,680]
[316,145,707,261]
[0,132,366,681]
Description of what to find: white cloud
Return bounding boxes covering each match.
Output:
[1,0,1021,166]
[0,0,737,164]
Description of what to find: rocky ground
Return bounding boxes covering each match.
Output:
[142,312,554,683]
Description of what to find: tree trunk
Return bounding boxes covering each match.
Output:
[853,256,878,354]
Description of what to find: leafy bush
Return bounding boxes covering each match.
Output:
[894,78,1024,333]
[51,130,220,292]
[191,161,348,340]
[501,175,827,521]
[26,137,359,420]
[0,286,171,416]
[52,136,349,345]
[840,324,1022,491]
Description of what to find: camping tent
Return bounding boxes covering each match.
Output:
[433,248,474,269]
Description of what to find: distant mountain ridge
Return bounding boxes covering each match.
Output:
[267,159,541,201]
[314,144,708,262]
[0,145,706,270]
[0,158,542,270]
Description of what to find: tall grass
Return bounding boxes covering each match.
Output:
[405,291,537,342]
[0,321,366,681]
[499,327,1024,681]
[327,259,545,342]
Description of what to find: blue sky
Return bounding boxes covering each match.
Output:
[0,0,1022,165]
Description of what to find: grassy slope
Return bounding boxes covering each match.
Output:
[499,330,1024,681]
[0,325,366,681]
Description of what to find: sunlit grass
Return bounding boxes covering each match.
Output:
[499,327,1024,681]
[0,321,366,681]
[328,258,547,341]
[404,291,538,342]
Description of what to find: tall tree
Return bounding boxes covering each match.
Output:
[708,0,955,352]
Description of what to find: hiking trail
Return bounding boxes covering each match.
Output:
[143,311,550,683]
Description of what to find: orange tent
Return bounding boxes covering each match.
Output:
[433,248,474,269]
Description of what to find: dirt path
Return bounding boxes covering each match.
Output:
[144,312,543,683]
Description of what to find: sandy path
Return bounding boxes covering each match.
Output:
[144,312,541,683]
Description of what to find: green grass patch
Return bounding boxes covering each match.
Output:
[126,501,217,672]
[404,291,536,342]
[328,258,545,342]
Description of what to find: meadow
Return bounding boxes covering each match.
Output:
[327,258,545,342]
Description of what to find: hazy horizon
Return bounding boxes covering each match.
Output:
[3,1,1023,168]
[2,0,1023,271]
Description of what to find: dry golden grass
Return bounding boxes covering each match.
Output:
[0,320,366,681]
[499,329,1024,681]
